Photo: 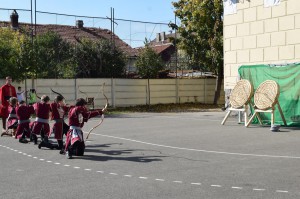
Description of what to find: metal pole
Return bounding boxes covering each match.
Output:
[175,15,178,78]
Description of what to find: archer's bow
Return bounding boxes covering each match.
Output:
[78,88,89,99]
[85,83,108,140]
[50,88,65,99]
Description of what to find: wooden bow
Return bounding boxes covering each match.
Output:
[85,83,108,140]
[50,88,65,99]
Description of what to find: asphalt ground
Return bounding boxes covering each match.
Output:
[1,112,300,199]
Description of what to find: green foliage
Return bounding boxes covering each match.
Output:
[135,42,164,78]
[173,0,223,75]
[34,31,74,78]
[0,28,25,80]
[0,28,127,79]
[74,39,126,78]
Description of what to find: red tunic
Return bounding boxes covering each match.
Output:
[65,106,102,149]
[49,102,69,140]
[31,102,51,136]
[6,105,18,130]
[0,84,17,118]
[15,105,34,139]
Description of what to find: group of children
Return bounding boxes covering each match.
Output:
[1,94,104,159]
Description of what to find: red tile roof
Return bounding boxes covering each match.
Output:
[0,21,139,57]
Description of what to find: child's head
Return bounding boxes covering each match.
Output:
[41,95,50,103]
[9,97,18,106]
[19,100,26,105]
[18,86,21,91]
[55,95,64,103]
[75,98,87,107]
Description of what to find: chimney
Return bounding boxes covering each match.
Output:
[156,33,161,42]
[10,9,19,30]
[76,20,84,28]
[161,32,166,41]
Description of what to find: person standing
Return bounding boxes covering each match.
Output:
[16,86,25,103]
[0,76,17,133]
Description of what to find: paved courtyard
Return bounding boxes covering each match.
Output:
[0,111,300,199]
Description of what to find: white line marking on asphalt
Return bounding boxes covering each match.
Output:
[95,133,300,159]
[39,159,44,161]
[173,181,183,183]
[276,190,288,193]
[253,188,265,191]
[1,138,295,195]
[191,183,201,185]
[211,185,222,187]
[232,187,243,190]
[139,177,148,179]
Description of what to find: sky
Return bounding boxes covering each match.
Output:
[0,0,178,47]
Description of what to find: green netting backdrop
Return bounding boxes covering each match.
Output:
[238,63,300,127]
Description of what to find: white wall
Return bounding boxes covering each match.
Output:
[224,0,300,89]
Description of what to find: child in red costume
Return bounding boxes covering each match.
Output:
[31,95,53,149]
[64,98,104,159]
[1,97,18,137]
[48,95,69,153]
[15,100,35,143]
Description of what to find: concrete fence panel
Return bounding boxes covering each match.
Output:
[2,78,224,108]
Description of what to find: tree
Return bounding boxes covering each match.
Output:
[0,28,26,80]
[34,31,74,78]
[74,38,126,78]
[135,40,164,78]
[173,0,223,104]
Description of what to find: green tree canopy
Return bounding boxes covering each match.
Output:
[0,28,26,80]
[135,40,164,78]
[74,39,126,78]
[173,0,223,104]
[34,31,74,78]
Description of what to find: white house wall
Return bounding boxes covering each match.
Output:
[223,0,300,90]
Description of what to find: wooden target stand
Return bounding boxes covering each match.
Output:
[246,80,287,127]
[221,79,254,126]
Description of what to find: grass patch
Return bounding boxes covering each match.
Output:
[106,103,223,114]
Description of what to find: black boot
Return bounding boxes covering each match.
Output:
[57,140,65,154]
[38,141,45,149]
[32,134,38,145]
[38,136,54,149]
[19,138,28,143]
